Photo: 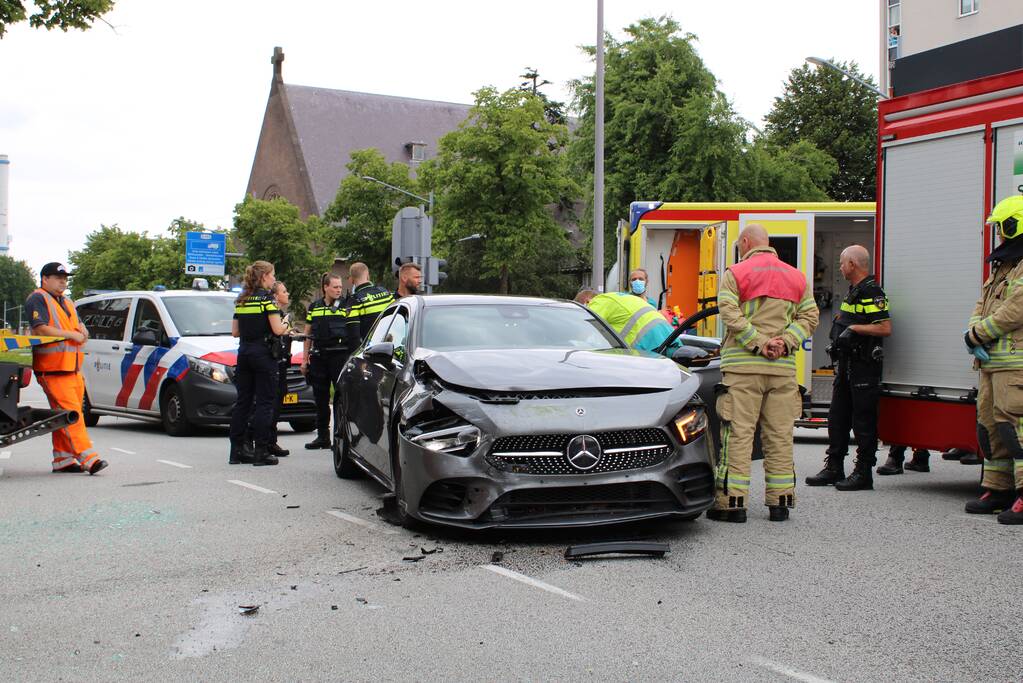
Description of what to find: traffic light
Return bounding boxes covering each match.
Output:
[426,256,448,288]
[393,256,414,275]
[391,207,432,274]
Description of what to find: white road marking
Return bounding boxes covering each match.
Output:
[0,451,10,460]
[227,479,277,494]
[749,656,835,683]
[325,510,399,535]
[158,459,192,469]
[110,447,135,455]
[482,565,585,602]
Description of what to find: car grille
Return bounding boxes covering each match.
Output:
[285,365,306,392]
[482,482,679,522]
[487,428,673,475]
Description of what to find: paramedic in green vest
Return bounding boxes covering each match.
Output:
[574,289,679,353]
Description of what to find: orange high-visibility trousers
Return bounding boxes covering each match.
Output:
[36,372,100,471]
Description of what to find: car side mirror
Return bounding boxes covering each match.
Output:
[672,345,715,368]
[364,341,395,365]
[132,329,159,346]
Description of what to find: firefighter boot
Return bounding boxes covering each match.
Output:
[876,450,905,476]
[905,449,931,472]
[251,444,279,467]
[805,455,845,486]
[229,441,253,465]
[964,488,1015,514]
[768,506,789,522]
[706,508,747,523]
[996,495,1023,524]
[835,459,874,491]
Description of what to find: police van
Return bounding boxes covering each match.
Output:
[75,289,316,436]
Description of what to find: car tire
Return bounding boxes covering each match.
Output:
[82,391,99,427]
[160,382,193,437]
[288,419,316,433]
[333,402,361,479]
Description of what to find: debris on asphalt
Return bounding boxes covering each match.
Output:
[490,551,504,564]
[402,555,425,562]
[275,572,286,576]
[290,585,297,590]
[355,597,368,604]
[375,504,403,527]
[338,566,367,575]
[330,605,338,611]
[420,546,441,555]
[564,541,670,560]
[286,505,300,509]
[237,605,259,616]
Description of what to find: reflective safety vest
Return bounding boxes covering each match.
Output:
[588,292,676,353]
[30,288,83,373]
[306,296,348,351]
[729,250,806,304]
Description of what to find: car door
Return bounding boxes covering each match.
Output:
[342,307,399,476]
[78,296,133,408]
[121,297,172,413]
[377,305,410,481]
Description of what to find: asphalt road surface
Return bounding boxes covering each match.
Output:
[1,383,1020,681]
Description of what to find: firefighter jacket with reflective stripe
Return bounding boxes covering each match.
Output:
[306,296,349,352]
[719,247,819,376]
[968,257,1023,371]
[29,288,83,372]
[587,292,677,353]
[345,283,395,354]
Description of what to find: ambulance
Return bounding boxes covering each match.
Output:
[613,200,876,424]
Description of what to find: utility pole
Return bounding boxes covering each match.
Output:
[592,0,605,292]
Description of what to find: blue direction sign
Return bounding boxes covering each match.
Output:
[185,232,226,276]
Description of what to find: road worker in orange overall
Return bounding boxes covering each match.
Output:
[24,262,108,474]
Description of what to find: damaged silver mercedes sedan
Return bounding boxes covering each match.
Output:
[333,295,715,529]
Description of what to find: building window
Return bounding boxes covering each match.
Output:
[959,0,978,17]
[406,141,426,163]
[888,0,900,28]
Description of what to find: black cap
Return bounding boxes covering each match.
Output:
[40,262,74,277]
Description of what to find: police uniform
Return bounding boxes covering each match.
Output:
[807,276,889,489]
[269,312,294,452]
[712,246,819,522]
[304,296,348,448]
[230,289,281,466]
[345,282,395,354]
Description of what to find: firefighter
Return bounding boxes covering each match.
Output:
[710,225,819,522]
[229,260,287,466]
[806,245,891,491]
[25,262,108,474]
[627,268,658,308]
[344,262,395,354]
[395,261,423,298]
[963,195,1023,524]
[301,273,348,450]
[575,289,681,353]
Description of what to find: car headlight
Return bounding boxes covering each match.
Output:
[188,356,233,384]
[672,406,708,444]
[409,424,481,457]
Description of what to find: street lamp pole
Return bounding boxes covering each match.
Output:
[361,175,433,215]
[805,56,888,99]
[592,0,605,292]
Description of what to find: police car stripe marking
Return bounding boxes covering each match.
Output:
[138,365,168,411]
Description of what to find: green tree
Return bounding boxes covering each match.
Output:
[764,60,878,201]
[0,0,115,38]
[0,255,37,327]
[322,149,421,285]
[232,196,331,316]
[420,86,579,295]
[68,225,152,299]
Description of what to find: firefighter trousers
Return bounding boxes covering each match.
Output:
[36,371,100,472]
[714,372,801,509]
[976,369,1023,492]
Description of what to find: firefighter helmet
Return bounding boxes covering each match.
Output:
[988,195,1023,240]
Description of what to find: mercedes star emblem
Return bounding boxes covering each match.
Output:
[575,407,586,416]
[565,434,601,471]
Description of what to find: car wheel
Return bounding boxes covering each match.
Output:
[288,419,316,433]
[82,391,99,427]
[160,383,193,437]
[332,402,361,479]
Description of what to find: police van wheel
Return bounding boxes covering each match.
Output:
[333,404,361,479]
[82,391,99,427]
[160,383,194,437]
[288,419,316,434]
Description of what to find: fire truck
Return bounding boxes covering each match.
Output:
[876,68,1023,454]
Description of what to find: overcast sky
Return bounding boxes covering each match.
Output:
[0,1,880,278]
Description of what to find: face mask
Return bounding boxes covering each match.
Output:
[630,279,646,295]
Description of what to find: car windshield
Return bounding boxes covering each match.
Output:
[162,296,236,336]
[420,303,624,351]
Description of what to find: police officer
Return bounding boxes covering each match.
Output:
[806,245,891,491]
[345,262,395,354]
[229,260,287,466]
[301,273,348,450]
[267,280,294,457]
[964,195,1023,524]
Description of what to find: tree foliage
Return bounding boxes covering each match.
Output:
[232,196,331,316]
[322,149,421,286]
[0,0,115,38]
[764,60,878,201]
[0,255,38,326]
[420,86,580,296]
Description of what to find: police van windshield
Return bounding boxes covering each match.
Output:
[420,304,624,351]
[163,296,235,336]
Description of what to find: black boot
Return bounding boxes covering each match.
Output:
[805,455,845,486]
[905,449,931,472]
[229,442,253,465]
[768,506,789,522]
[996,495,1023,524]
[876,453,904,475]
[305,433,331,450]
[268,443,290,457]
[965,488,1014,514]
[706,508,747,523]
[251,444,279,467]
[959,451,982,465]
[835,459,874,491]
